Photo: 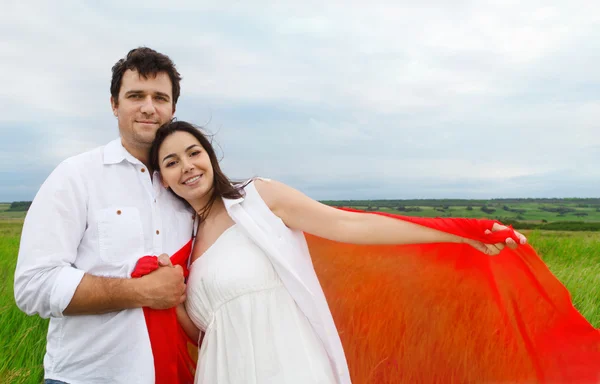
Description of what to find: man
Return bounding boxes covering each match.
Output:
[14,47,194,384]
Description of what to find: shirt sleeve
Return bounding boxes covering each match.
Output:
[14,159,87,318]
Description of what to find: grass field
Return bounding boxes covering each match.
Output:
[0,219,48,383]
[1,212,600,382]
[0,204,27,221]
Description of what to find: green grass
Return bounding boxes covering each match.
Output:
[1,220,600,382]
[0,219,48,384]
[524,230,600,326]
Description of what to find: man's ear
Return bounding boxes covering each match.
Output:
[110,96,118,117]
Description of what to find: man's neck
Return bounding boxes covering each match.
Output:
[121,140,150,168]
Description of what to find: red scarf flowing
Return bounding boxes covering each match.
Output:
[133,211,600,383]
[308,210,600,383]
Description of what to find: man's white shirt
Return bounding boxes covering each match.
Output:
[14,138,194,384]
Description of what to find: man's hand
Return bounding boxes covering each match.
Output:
[138,253,186,309]
[464,223,528,256]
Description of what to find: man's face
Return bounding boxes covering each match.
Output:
[111,69,175,151]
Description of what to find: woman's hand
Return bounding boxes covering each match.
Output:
[464,223,528,256]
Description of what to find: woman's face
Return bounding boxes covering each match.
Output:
[158,131,214,205]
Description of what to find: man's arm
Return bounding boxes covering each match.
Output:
[14,160,184,318]
[64,264,186,315]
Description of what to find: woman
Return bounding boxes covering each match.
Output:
[146,120,530,384]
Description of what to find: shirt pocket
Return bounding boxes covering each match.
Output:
[97,206,144,264]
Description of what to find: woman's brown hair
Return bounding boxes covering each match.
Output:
[149,120,245,221]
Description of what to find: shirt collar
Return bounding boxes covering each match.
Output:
[223,179,257,209]
[103,138,144,166]
[223,195,245,209]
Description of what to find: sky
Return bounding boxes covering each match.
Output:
[2,0,600,201]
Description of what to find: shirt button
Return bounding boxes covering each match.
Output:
[141,168,146,173]
[116,210,122,215]
[156,230,160,235]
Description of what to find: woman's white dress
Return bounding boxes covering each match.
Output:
[185,224,337,384]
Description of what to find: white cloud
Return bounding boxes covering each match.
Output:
[1,1,600,201]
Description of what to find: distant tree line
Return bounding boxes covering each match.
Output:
[490,198,600,205]
[539,206,576,214]
[502,205,526,214]
[322,198,600,208]
[395,206,423,212]
[8,201,32,211]
[322,199,489,208]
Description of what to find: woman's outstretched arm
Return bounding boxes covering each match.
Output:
[255,179,526,256]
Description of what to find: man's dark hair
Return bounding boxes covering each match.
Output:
[111,47,182,109]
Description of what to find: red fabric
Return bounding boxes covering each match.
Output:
[131,240,197,384]
[307,210,600,383]
[132,210,600,383]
